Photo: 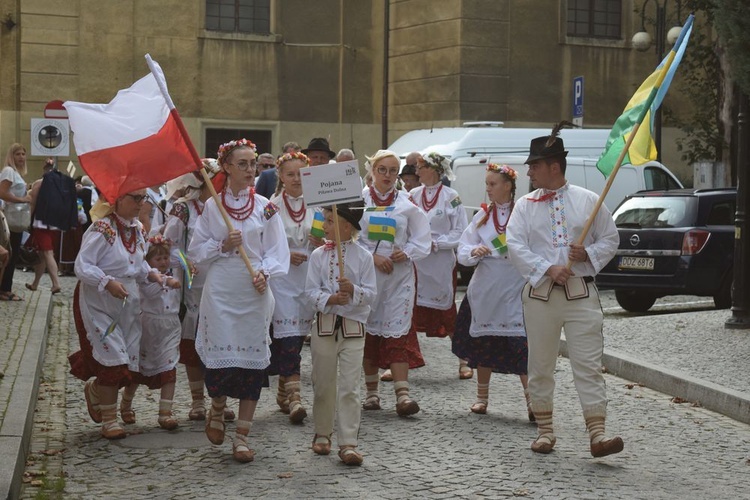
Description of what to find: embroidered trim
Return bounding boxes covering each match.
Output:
[91,219,116,245]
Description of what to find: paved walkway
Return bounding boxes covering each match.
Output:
[3,274,750,499]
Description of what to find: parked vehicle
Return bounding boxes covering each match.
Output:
[596,188,737,312]
[389,122,611,163]
[451,155,682,213]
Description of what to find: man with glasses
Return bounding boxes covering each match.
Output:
[399,152,422,192]
[255,143,301,199]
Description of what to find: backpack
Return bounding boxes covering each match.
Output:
[35,170,79,231]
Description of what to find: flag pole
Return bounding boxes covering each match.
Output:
[332,204,345,277]
[565,50,678,271]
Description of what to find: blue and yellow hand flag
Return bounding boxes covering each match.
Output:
[101,297,127,342]
[366,206,395,212]
[597,15,694,177]
[310,210,325,238]
[177,249,193,289]
[368,216,396,243]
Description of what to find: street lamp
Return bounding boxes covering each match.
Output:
[631,0,683,162]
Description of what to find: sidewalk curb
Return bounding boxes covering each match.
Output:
[559,339,750,425]
[0,290,52,500]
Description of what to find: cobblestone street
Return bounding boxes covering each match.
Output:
[15,277,750,499]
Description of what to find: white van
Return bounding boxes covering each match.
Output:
[451,154,683,214]
[389,123,612,162]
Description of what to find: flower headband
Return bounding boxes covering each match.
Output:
[487,163,517,180]
[276,151,310,167]
[147,233,172,248]
[217,139,257,164]
[423,152,456,182]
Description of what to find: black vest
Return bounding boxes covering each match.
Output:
[35,170,78,231]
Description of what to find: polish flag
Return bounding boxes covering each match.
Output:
[64,55,200,203]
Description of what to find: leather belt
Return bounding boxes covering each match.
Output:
[552,276,594,287]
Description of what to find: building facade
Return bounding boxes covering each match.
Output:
[0,0,690,182]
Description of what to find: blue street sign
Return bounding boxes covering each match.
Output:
[573,76,584,119]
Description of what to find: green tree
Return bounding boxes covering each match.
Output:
[712,0,750,95]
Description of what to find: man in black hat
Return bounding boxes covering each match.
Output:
[506,129,622,458]
[302,137,336,167]
[399,152,421,192]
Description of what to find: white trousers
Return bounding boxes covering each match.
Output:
[521,282,608,418]
[310,324,365,447]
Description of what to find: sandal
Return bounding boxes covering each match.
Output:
[338,446,363,466]
[362,395,381,410]
[100,421,126,440]
[158,411,179,431]
[83,380,102,423]
[470,400,488,415]
[312,434,331,456]
[51,287,62,294]
[458,365,474,380]
[232,433,255,463]
[120,408,136,425]
[380,369,393,382]
[25,283,37,291]
[0,292,23,301]
[188,403,206,421]
[205,408,226,445]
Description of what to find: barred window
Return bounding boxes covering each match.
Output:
[206,0,271,34]
[567,0,621,39]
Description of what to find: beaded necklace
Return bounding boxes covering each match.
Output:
[113,216,138,254]
[420,183,443,212]
[492,202,513,234]
[369,186,396,207]
[221,187,255,221]
[282,191,306,223]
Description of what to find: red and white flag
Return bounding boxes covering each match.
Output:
[64,55,199,203]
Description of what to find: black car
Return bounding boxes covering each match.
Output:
[596,188,736,312]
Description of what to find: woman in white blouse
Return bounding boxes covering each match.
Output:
[358,149,431,417]
[452,164,532,419]
[0,143,32,301]
[69,189,161,440]
[188,139,289,463]
[410,152,469,378]
[268,152,317,424]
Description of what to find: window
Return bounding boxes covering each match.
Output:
[567,0,621,39]
[205,128,272,159]
[206,0,270,34]
[644,166,681,191]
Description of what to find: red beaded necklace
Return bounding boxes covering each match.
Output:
[492,202,513,234]
[282,191,306,223]
[369,186,396,207]
[113,216,138,254]
[221,187,255,221]
[420,184,443,212]
[192,200,203,216]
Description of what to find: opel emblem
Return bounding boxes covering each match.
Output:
[629,234,640,246]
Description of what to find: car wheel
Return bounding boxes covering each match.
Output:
[615,290,656,312]
[713,275,732,309]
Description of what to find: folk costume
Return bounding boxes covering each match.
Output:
[410,181,467,337]
[189,186,289,400]
[267,189,316,421]
[358,180,431,414]
[305,202,376,465]
[506,131,621,457]
[69,212,152,438]
[452,200,530,415]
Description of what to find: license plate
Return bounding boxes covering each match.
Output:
[618,256,654,270]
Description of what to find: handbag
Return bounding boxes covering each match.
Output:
[5,202,31,232]
[18,240,40,267]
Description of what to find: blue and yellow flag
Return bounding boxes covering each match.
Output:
[597,15,694,177]
[366,206,395,212]
[310,210,325,238]
[177,249,193,289]
[367,216,396,242]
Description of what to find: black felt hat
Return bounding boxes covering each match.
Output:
[524,135,569,164]
[322,200,365,231]
[302,137,336,159]
[399,163,417,177]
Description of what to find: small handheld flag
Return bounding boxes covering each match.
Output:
[101,297,128,342]
[368,216,396,243]
[491,234,508,254]
[310,211,325,238]
[366,206,395,212]
[177,249,193,289]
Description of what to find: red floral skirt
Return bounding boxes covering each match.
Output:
[131,369,177,390]
[364,328,425,370]
[179,339,203,367]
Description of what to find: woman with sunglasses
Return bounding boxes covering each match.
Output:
[358,149,431,417]
[69,189,163,440]
[410,152,470,378]
[189,139,289,463]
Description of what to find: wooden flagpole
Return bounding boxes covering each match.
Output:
[332,204,345,277]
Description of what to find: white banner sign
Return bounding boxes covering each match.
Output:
[300,160,362,207]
